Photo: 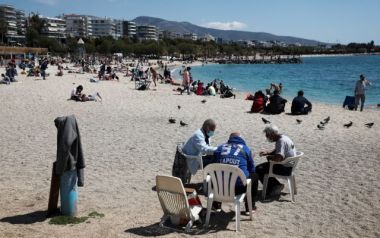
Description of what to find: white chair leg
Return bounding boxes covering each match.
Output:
[247,193,253,220]
[292,176,297,195]
[288,178,295,203]
[235,201,240,232]
[262,174,269,200]
[205,198,213,227]
[185,220,193,232]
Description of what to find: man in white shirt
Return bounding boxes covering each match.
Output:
[354,74,371,111]
[256,125,296,197]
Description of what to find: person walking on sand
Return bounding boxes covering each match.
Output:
[150,67,158,87]
[354,74,371,111]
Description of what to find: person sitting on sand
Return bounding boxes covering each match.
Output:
[213,132,259,213]
[208,84,216,96]
[251,90,266,113]
[220,85,236,99]
[6,63,18,82]
[182,119,217,169]
[70,85,102,102]
[256,125,296,197]
[264,90,287,114]
[1,73,11,85]
[291,90,312,115]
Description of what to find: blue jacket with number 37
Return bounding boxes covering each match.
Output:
[213,136,255,186]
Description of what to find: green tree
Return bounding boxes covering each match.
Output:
[25,28,39,47]
[29,13,45,34]
[97,39,112,55]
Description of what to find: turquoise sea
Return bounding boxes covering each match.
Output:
[188,55,380,106]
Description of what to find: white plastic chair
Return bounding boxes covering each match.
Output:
[156,175,202,232]
[204,164,252,232]
[262,151,304,202]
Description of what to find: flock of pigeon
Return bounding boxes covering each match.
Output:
[168,99,375,130]
[262,115,374,130]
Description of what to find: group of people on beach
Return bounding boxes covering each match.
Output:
[179,66,236,98]
[176,119,296,213]
[247,83,312,115]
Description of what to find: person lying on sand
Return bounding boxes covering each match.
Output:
[70,85,102,102]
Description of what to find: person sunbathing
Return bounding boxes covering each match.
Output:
[70,85,102,102]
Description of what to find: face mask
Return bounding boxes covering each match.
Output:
[207,131,214,137]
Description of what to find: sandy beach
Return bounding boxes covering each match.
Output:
[0,64,379,238]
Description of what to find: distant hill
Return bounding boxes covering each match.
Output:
[132,16,323,46]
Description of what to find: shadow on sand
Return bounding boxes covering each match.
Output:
[0,210,47,224]
[125,210,237,236]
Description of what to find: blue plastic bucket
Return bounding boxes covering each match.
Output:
[60,169,78,216]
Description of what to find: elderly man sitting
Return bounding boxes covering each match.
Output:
[182,119,217,171]
[256,125,297,197]
[173,119,217,184]
[213,132,258,212]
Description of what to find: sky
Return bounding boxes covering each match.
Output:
[5,0,380,44]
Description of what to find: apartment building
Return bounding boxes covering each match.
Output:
[91,17,116,38]
[136,25,157,41]
[0,4,26,43]
[122,21,136,39]
[40,16,66,39]
[63,14,93,38]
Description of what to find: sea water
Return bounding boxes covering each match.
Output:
[188,55,380,106]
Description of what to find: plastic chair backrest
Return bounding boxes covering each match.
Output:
[204,164,247,202]
[278,151,304,176]
[156,175,190,220]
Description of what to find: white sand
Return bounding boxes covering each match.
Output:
[0,65,379,238]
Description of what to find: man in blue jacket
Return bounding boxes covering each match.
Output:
[213,132,258,212]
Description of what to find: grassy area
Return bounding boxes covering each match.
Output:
[49,211,105,225]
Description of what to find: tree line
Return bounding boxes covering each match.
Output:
[1,14,379,58]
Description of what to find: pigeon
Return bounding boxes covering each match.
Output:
[365,122,374,128]
[320,121,327,125]
[180,120,188,126]
[201,99,207,103]
[323,116,330,123]
[177,105,181,110]
[168,118,176,124]
[262,117,271,124]
[317,124,325,130]
[344,121,353,128]
[296,119,302,124]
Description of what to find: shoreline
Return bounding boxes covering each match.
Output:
[178,62,379,110]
